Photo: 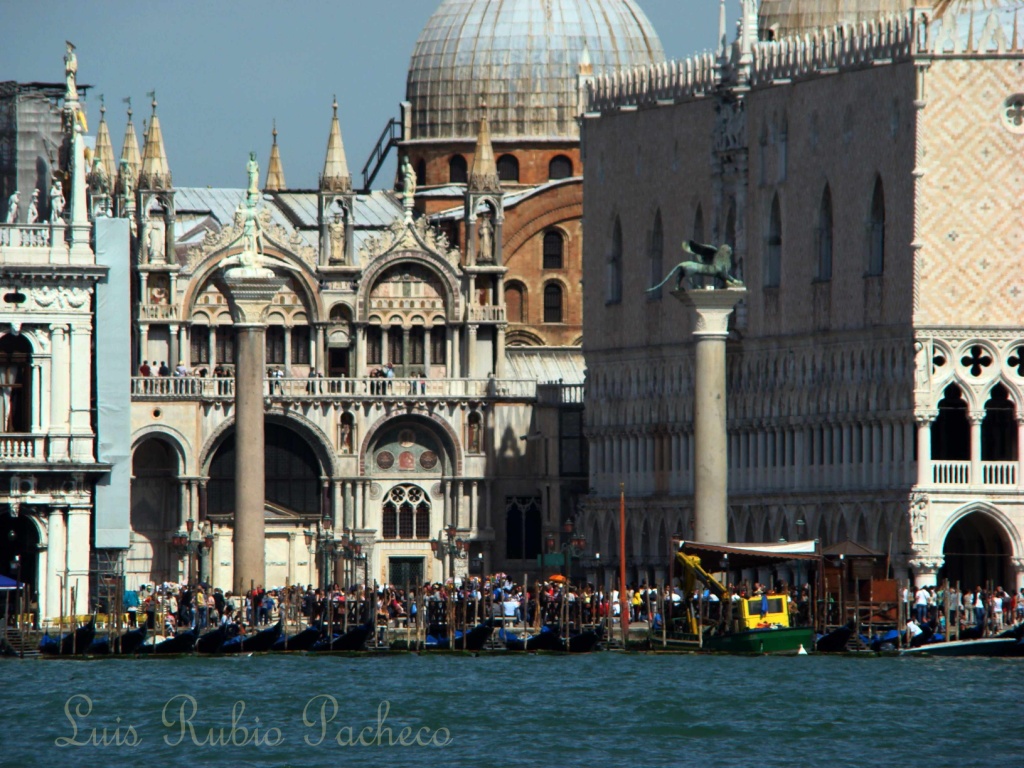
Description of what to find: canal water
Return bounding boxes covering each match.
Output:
[3,653,1022,767]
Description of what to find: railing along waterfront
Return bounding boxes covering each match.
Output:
[131,376,537,401]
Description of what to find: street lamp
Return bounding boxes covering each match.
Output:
[430,526,468,581]
[304,517,338,593]
[170,517,213,585]
[548,519,587,582]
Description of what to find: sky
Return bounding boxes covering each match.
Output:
[1,1,736,190]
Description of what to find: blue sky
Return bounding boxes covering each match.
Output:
[0,1,735,189]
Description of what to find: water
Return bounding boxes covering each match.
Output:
[3,653,1023,768]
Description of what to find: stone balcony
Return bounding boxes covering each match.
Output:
[0,224,53,251]
[931,460,1018,488]
[130,376,538,402]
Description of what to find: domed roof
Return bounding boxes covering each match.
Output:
[758,0,914,39]
[406,0,665,141]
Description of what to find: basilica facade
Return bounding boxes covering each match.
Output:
[580,0,1024,590]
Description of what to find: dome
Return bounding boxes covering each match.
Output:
[758,0,915,39]
[406,0,665,141]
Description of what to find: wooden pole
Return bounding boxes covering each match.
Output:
[619,483,628,649]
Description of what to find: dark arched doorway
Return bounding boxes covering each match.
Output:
[207,422,322,517]
[0,334,33,433]
[940,512,1012,590]
[130,437,181,586]
[0,514,39,621]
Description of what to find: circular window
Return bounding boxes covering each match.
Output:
[420,451,438,470]
[1003,94,1024,133]
[376,451,395,470]
[152,409,162,419]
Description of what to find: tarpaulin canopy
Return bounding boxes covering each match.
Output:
[0,574,21,590]
[676,540,821,571]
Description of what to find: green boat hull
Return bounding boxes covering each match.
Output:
[704,627,815,654]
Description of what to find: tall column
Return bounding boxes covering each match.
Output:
[66,504,91,616]
[221,263,286,595]
[49,325,70,436]
[1017,418,1024,490]
[283,327,293,376]
[451,326,461,377]
[354,481,364,530]
[495,323,507,378]
[915,414,933,486]
[168,324,179,370]
[673,287,746,544]
[969,414,983,486]
[45,506,66,622]
[466,324,478,378]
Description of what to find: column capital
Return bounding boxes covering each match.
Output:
[671,287,747,337]
[914,410,938,425]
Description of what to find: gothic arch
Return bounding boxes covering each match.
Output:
[938,501,1023,557]
[358,251,462,324]
[199,409,338,478]
[358,411,463,477]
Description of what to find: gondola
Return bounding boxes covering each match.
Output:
[271,624,322,652]
[500,625,563,652]
[220,621,282,654]
[196,625,235,654]
[565,630,601,653]
[139,630,197,655]
[311,622,372,652]
[40,620,96,656]
[1,636,19,657]
[115,627,148,655]
[424,622,493,651]
[816,622,854,653]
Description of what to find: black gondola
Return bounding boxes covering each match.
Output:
[425,623,494,651]
[816,621,855,653]
[40,620,96,656]
[196,626,235,654]
[565,630,601,653]
[115,627,148,655]
[311,622,372,652]
[139,631,197,655]
[220,621,282,654]
[272,625,322,652]
[500,625,563,652]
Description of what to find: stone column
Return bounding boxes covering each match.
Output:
[66,504,91,616]
[495,323,507,378]
[45,506,66,622]
[969,413,983,486]
[466,324,478,378]
[220,263,286,595]
[909,557,942,588]
[1017,418,1024,489]
[673,287,746,544]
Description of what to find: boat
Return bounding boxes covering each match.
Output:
[816,622,855,653]
[272,625,323,652]
[115,627,148,655]
[565,630,601,653]
[40,620,96,656]
[311,622,372,652]
[196,626,236,654]
[220,622,282,654]
[140,630,197,655]
[424,623,493,651]
[900,637,1019,657]
[500,625,563,652]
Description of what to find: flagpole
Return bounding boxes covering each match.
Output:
[619,482,629,648]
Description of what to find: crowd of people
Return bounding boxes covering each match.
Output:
[905,584,1024,638]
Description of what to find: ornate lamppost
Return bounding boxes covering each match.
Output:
[171,517,213,585]
[546,520,587,583]
[430,525,468,581]
[304,517,338,593]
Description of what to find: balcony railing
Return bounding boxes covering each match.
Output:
[932,461,970,485]
[930,460,1019,487]
[131,376,537,401]
[981,461,1017,486]
[536,382,584,406]
[0,224,53,249]
[138,303,180,321]
[0,435,44,461]
[467,305,506,323]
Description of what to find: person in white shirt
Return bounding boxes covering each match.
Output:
[914,586,930,623]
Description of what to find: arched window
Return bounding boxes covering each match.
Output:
[765,194,782,287]
[543,283,563,323]
[982,384,1018,461]
[932,385,969,460]
[543,230,563,269]
[266,326,285,365]
[649,210,664,299]
[449,154,467,184]
[415,159,426,187]
[868,176,885,275]
[497,154,519,183]
[548,155,572,180]
[607,217,622,304]
[817,185,833,281]
[505,281,527,323]
[0,334,32,433]
[383,485,430,541]
[190,325,210,365]
[291,326,310,364]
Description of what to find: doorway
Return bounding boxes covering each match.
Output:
[388,557,424,590]
[328,348,349,378]
[940,511,1012,590]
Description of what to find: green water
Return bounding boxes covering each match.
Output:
[2,653,1022,767]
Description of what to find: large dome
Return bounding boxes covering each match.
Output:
[758,0,915,39]
[406,0,665,141]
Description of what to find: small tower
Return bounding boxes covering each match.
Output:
[115,98,141,218]
[263,121,286,192]
[464,100,503,266]
[89,95,116,217]
[317,97,354,266]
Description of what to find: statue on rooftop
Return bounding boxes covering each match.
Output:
[5,191,19,224]
[49,178,65,223]
[26,190,40,224]
[401,155,416,208]
[246,151,259,197]
[64,41,78,102]
[649,240,744,293]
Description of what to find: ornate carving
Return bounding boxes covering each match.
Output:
[358,217,460,264]
[909,491,928,544]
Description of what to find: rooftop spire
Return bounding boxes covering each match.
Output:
[116,96,141,196]
[264,120,286,191]
[320,96,352,193]
[469,99,500,193]
[94,95,116,183]
[139,91,171,189]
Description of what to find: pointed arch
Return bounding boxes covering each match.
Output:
[765,194,782,287]
[867,176,885,275]
[816,184,833,281]
[939,501,1023,560]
